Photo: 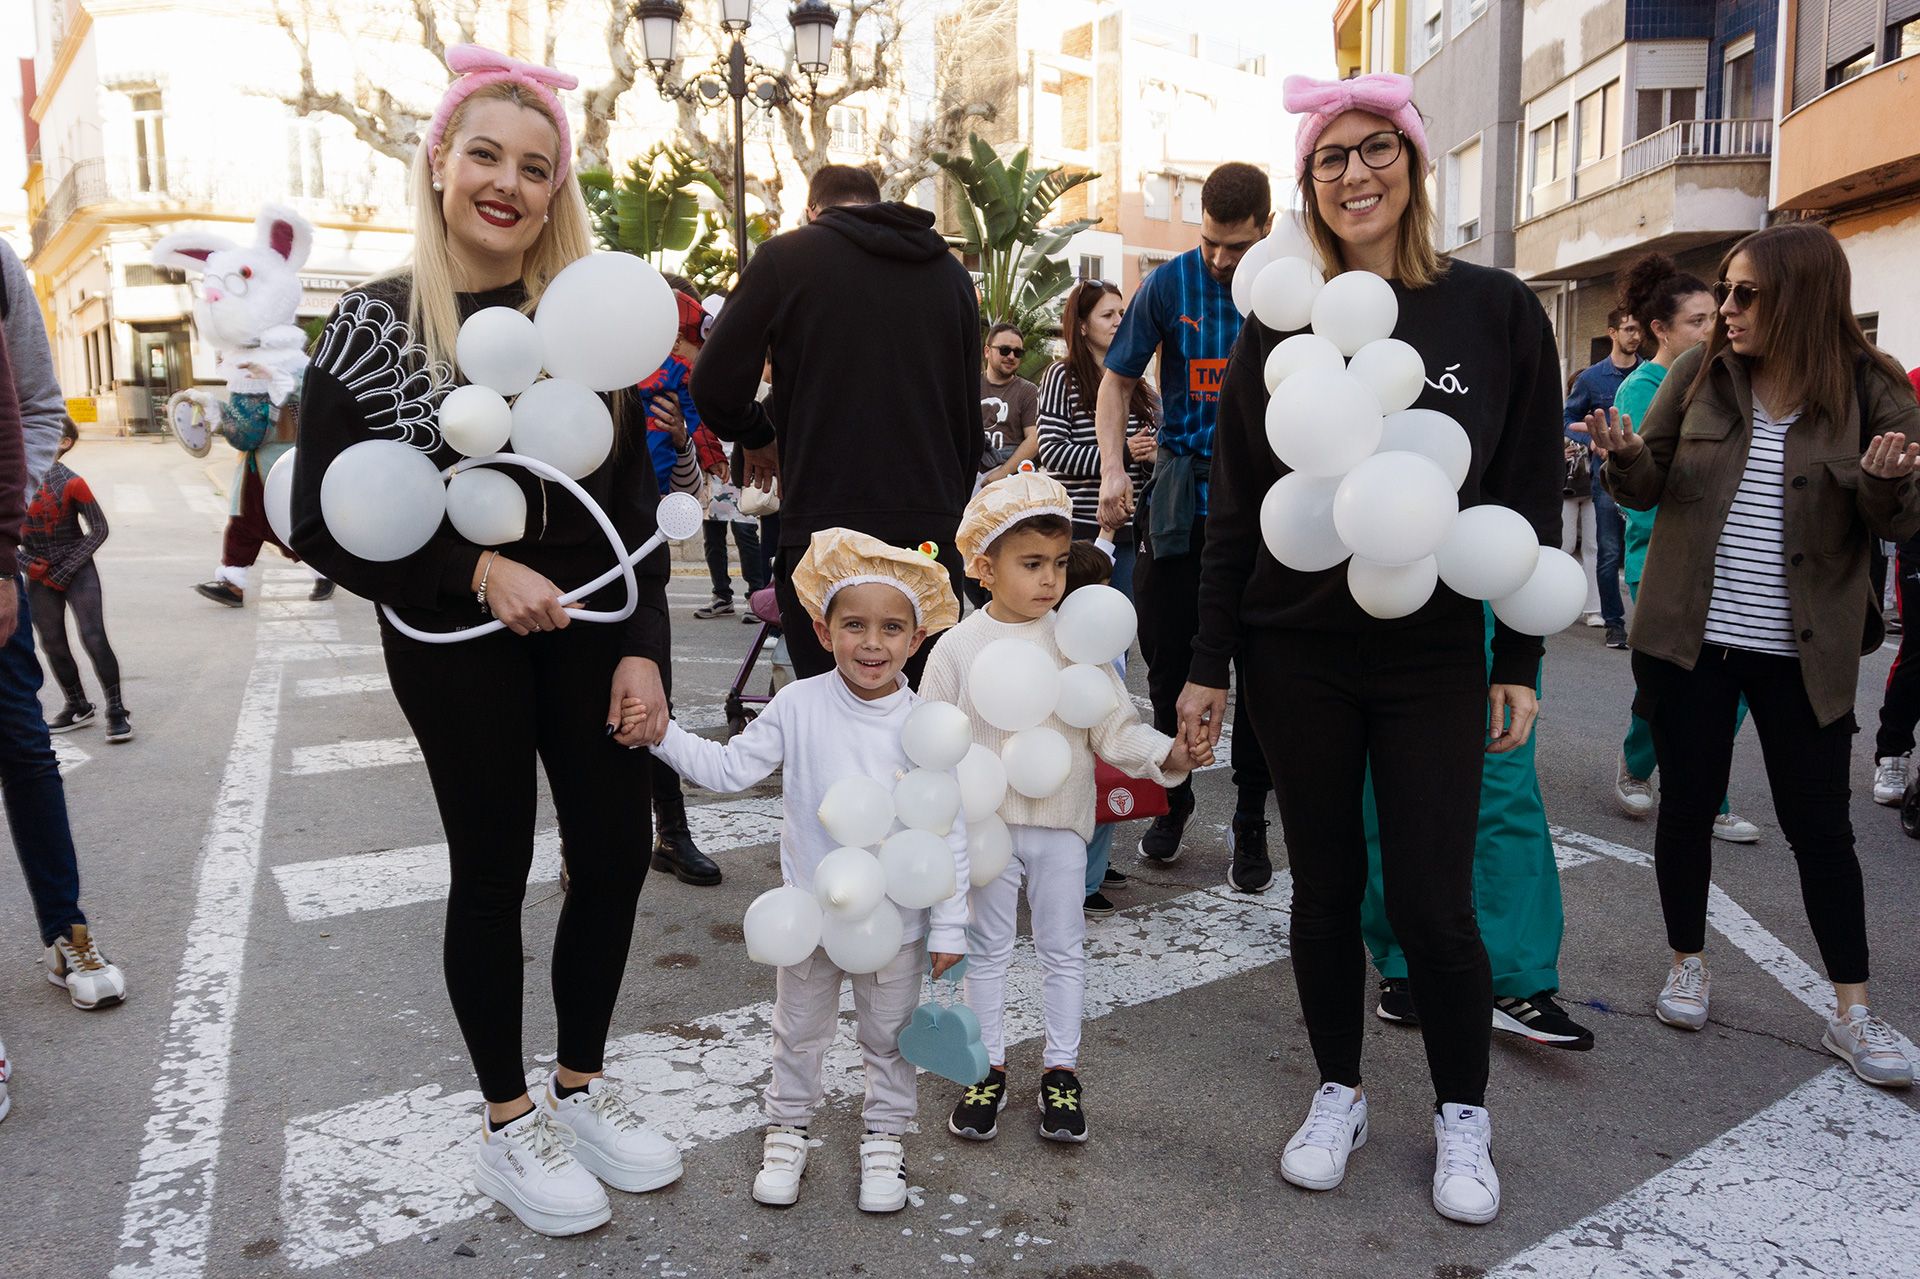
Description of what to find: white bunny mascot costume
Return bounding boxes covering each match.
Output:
[151,204,331,605]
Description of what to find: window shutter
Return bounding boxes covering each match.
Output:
[1794,0,1830,108]
[1827,0,1877,63]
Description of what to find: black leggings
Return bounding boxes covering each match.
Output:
[1636,646,1868,983]
[384,618,654,1103]
[27,562,121,702]
[1239,620,1492,1107]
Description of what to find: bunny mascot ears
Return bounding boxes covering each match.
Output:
[151,203,314,274]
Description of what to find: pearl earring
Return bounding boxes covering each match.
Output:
[543,214,550,224]
[432,179,443,192]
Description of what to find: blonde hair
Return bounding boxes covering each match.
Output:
[397,81,593,370]
[1300,139,1447,290]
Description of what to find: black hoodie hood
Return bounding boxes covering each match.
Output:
[813,202,952,263]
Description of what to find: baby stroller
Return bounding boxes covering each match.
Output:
[725,586,786,738]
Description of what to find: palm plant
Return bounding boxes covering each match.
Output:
[578,143,728,266]
[682,208,773,295]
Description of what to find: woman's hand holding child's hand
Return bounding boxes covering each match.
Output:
[1167,736,1212,773]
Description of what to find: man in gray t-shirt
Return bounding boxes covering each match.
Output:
[977,321,1038,485]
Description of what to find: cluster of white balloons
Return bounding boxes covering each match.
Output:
[1234,230,1584,634]
[264,253,680,564]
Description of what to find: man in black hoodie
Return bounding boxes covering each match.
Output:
[692,165,981,681]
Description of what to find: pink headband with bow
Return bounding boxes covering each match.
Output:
[1283,73,1430,177]
[427,44,579,185]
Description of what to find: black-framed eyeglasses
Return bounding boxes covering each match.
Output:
[1712,280,1761,312]
[1308,130,1407,183]
[991,343,1025,358]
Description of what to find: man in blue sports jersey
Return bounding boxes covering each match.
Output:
[1095,162,1275,891]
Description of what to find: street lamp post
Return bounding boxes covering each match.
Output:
[634,0,839,272]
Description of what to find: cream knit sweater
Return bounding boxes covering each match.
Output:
[919,609,1185,843]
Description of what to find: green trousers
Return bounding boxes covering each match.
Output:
[1360,607,1563,998]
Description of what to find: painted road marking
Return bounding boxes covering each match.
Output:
[182,487,228,519]
[258,600,335,619]
[277,877,1295,1269]
[112,482,156,515]
[52,736,90,776]
[271,797,783,923]
[287,737,423,777]
[295,673,392,699]
[1488,1065,1920,1277]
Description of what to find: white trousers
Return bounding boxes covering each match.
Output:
[764,939,927,1135]
[1562,495,1602,615]
[965,825,1088,1070]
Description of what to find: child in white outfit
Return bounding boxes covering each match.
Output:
[637,529,969,1213]
[918,473,1207,1144]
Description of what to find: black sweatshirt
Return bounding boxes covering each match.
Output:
[690,202,982,550]
[1191,259,1563,692]
[289,275,670,660]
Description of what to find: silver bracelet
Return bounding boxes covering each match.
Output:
[475,552,498,614]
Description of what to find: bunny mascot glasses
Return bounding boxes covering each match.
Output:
[150,204,333,606]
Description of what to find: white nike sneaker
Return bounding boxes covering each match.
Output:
[1873,754,1910,806]
[0,1030,11,1123]
[751,1125,810,1206]
[1279,1082,1368,1191]
[857,1132,909,1213]
[1432,1103,1500,1224]
[541,1074,683,1192]
[471,1106,611,1237]
[46,924,126,1010]
[1656,956,1710,1031]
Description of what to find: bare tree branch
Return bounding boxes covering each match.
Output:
[274,4,422,163]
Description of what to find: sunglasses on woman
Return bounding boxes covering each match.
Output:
[1712,280,1760,312]
[1308,130,1407,183]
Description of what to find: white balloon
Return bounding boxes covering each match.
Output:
[878,828,956,909]
[817,775,895,848]
[1002,727,1073,800]
[957,743,1009,823]
[1251,257,1325,333]
[535,252,678,392]
[1491,546,1587,636]
[968,813,1013,887]
[455,306,544,396]
[1265,367,1384,478]
[812,846,887,921]
[1264,333,1345,393]
[1265,212,1318,267]
[1378,408,1473,490]
[742,886,823,967]
[893,768,962,836]
[1346,338,1427,414]
[1332,452,1459,566]
[510,377,614,480]
[1348,555,1439,619]
[1229,235,1281,316]
[900,700,973,771]
[1056,584,1137,667]
[439,384,514,457]
[1259,472,1350,572]
[263,448,297,549]
[822,898,904,975]
[1436,505,1542,601]
[1311,270,1400,356]
[967,638,1060,733]
[319,439,448,562]
[445,467,527,546]
[1055,663,1118,729]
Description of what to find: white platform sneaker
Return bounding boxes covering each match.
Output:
[751,1126,810,1206]
[1432,1103,1500,1224]
[857,1132,909,1213]
[1279,1082,1368,1191]
[46,924,126,1010]
[472,1106,611,1237]
[540,1075,683,1193]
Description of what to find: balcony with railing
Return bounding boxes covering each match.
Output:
[29,156,410,264]
[1776,56,1920,211]
[1516,117,1774,281]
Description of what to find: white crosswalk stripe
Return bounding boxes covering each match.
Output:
[287,736,423,777]
[295,673,391,699]
[111,482,155,515]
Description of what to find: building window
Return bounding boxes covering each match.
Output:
[1829,48,1875,88]
[1454,0,1488,34]
[1576,82,1620,167]
[828,106,868,153]
[1723,45,1756,118]
[129,89,167,192]
[1530,115,1568,186]
[1447,137,1482,247]
[1858,313,1881,347]
[1144,173,1172,221]
[1411,0,1442,64]
[124,263,185,287]
[1889,17,1920,61]
[1179,177,1203,223]
[1367,0,1388,73]
[288,117,327,199]
[1634,87,1697,141]
[1077,254,1106,281]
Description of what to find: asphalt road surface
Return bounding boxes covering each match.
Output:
[2,438,1916,1279]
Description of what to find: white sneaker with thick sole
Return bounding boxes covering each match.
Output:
[1873,754,1910,806]
[471,1107,611,1237]
[1432,1103,1500,1224]
[541,1075,683,1192]
[1823,1005,1915,1088]
[1656,956,1710,1030]
[751,1126,810,1206]
[1711,812,1761,843]
[1614,756,1654,818]
[46,924,126,1010]
[857,1132,909,1213]
[1279,1082,1368,1191]
[0,1031,11,1123]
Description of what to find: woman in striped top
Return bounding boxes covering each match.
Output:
[1596,222,1920,1088]
[1035,280,1157,596]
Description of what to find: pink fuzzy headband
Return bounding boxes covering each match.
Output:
[1284,73,1431,176]
[426,44,578,185]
